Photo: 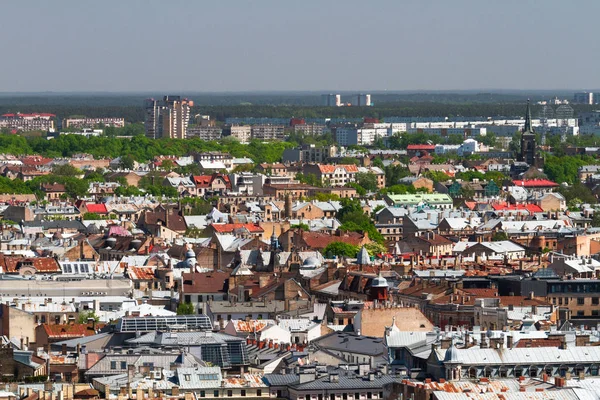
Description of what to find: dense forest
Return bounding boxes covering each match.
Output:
[0,93,594,124]
[0,133,295,164]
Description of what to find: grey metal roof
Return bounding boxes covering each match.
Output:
[175,367,222,389]
[312,332,385,356]
[434,345,600,366]
[86,352,202,376]
[290,371,401,391]
[116,315,212,333]
[127,331,244,346]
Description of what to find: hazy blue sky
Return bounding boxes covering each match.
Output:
[2,0,599,92]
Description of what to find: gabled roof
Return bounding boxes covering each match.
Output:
[86,203,108,214]
[43,324,94,339]
[317,164,359,174]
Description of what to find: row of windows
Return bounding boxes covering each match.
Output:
[302,392,383,400]
[550,297,600,306]
[199,389,262,397]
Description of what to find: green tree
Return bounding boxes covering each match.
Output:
[83,212,102,220]
[78,310,99,323]
[492,231,508,241]
[322,242,360,258]
[355,172,378,192]
[177,302,195,315]
[290,223,310,231]
[119,154,135,170]
[52,164,83,177]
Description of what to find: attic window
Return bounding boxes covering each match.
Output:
[420,324,426,328]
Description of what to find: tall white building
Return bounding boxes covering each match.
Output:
[354,93,372,106]
[573,92,594,104]
[321,94,341,106]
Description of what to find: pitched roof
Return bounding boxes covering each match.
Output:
[407,144,436,150]
[512,179,559,187]
[0,255,61,273]
[43,324,94,339]
[140,207,187,232]
[318,164,359,174]
[182,271,230,294]
[299,231,367,249]
[211,223,264,234]
[85,203,108,214]
[128,267,155,281]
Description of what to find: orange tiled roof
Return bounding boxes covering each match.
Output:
[43,324,93,338]
[318,164,359,174]
[211,223,264,233]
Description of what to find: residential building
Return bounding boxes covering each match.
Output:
[62,117,125,129]
[223,125,252,144]
[186,126,222,140]
[0,113,56,132]
[282,144,337,164]
[144,96,192,139]
[303,164,359,187]
[322,94,341,107]
[251,124,286,141]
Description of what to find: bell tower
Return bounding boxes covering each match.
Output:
[518,100,536,165]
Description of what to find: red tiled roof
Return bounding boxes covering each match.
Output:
[86,204,108,214]
[182,271,230,294]
[21,156,53,166]
[299,231,367,249]
[128,267,155,281]
[193,175,212,187]
[41,183,66,192]
[211,223,264,233]
[407,144,436,150]
[512,179,559,188]
[318,164,359,174]
[43,324,93,338]
[0,255,61,273]
[492,203,543,213]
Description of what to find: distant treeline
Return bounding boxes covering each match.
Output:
[0,94,595,124]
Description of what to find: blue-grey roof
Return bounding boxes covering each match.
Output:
[312,332,385,356]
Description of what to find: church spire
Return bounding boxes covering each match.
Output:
[523,99,533,133]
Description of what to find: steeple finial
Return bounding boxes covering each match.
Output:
[524,99,533,133]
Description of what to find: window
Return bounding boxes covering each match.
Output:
[306,396,310,400]
[185,295,191,303]
[577,311,585,316]
[200,391,205,398]
[185,375,191,381]
[241,390,246,397]
[257,390,261,397]
[379,393,383,399]
[343,395,348,400]
[593,297,599,305]
[214,391,219,398]
[121,361,126,369]
[227,390,233,397]
[367,393,372,399]
[110,361,117,370]
[578,298,585,305]
[593,310,599,316]
[355,394,360,400]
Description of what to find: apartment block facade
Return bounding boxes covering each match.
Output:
[144,96,192,139]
